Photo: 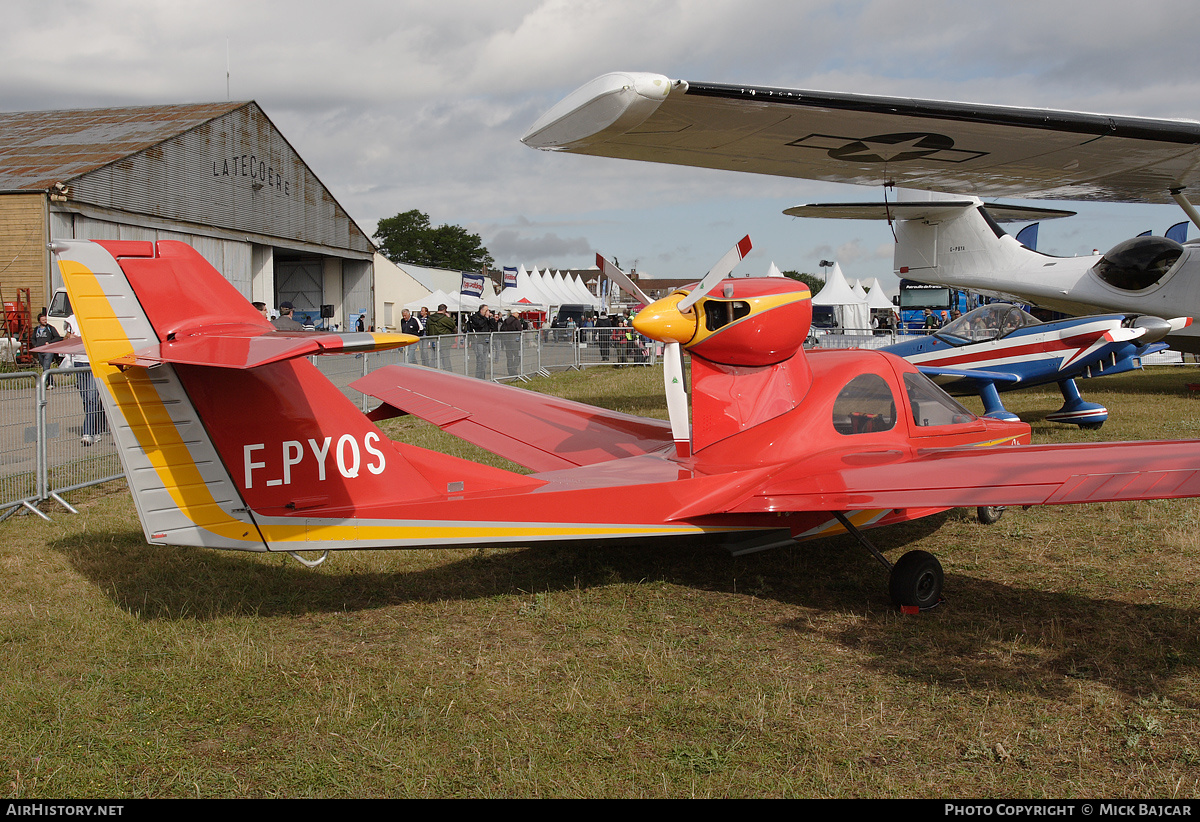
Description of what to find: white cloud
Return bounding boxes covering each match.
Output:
[2,0,1196,275]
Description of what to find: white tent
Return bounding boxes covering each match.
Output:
[766,262,787,278]
[506,266,549,311]
[568,273,599,306]
[404,289,449,313]
[549,271,576,304]
[522,267,556,307]
[812,263,870,332]
[862,277,899,316]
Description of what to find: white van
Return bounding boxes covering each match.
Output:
[46,289,72,337]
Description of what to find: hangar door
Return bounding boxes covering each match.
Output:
[275,259,323,315]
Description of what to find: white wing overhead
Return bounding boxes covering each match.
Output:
[524,71,1200,204]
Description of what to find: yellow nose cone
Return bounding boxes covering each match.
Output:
[633,292,697,344]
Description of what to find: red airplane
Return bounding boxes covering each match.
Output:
[51,238,1200,611]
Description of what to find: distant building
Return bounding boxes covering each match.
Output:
[0,101,374,327]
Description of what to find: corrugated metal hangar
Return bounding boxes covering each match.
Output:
[0,100,374,328]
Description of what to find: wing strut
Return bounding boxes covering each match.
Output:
[1170,189,1200,235]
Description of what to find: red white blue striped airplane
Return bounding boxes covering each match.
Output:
[880,303,1186,429]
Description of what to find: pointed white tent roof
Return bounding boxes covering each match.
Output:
[503,266,547,310]
[862,277,899,314]
[549,272,576,304]
[550,271,574,304]
[405,289,457,313]
[766,262,786,278]
[568,273,599,306]
[812,263,870,331]
[526,268,558,307]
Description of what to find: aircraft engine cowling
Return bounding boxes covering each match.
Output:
[634,278,812,367]
[634,278,814,451]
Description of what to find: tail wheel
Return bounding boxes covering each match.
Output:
[889,550,944,610]
[977,506,1006,525]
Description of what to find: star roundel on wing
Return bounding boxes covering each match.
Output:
[788,132,988,165]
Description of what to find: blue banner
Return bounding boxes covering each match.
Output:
[461,271,485,298]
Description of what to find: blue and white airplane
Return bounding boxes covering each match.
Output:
[882,302,1183,429]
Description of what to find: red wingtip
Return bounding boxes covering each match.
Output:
[737,235,752,259]
[596,252,605,269]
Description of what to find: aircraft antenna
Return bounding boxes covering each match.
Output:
[882,183,898,243]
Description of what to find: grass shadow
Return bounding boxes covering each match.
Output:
[50,504,1200,704]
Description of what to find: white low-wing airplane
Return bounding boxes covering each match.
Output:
[523,72,1200,351]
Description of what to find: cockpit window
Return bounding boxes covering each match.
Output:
[937,303,1040,343]
[703,299,752,332]
[1092,236,1184,291]
[904,372,977,427]
[832,373,897,435]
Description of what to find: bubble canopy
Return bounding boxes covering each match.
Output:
[1092,236,1185,292]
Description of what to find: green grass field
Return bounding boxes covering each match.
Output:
[2,366,1199,798]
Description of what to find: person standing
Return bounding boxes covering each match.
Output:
[466,305,497,379]
[32,312,61,387]
[416,306,431,366]
[272,301,306,331]
[499,310,523,376]
[62,315,106,446]
[425,304,457,370]
[399,309,421,364]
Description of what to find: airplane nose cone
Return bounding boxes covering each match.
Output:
[633,292,697,344]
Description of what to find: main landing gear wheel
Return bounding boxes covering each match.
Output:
[832,512,946,613]
[977,505,1006,525]
[888,550,944,611]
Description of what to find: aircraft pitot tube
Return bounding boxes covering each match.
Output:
[634,277,815,453]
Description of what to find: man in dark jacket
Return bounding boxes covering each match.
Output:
[272,301,306,331]
[466,305,497,379]
[425,304,457,370]
[399,309,422,363]
[499,310,523,375]
[32,312,61,386]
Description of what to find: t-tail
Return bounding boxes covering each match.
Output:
[784,192,1080,302]
[50,239,531,553]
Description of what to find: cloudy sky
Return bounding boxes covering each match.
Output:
[4,0,1197,288]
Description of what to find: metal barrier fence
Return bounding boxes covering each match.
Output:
[0,330,660,517]
[8,325,1195,518]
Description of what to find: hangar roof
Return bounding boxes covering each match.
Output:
[0,101,248,191]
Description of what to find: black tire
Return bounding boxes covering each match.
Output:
[1079,421,1104,430]
[977,505,1005,525]
[889,550,944,610]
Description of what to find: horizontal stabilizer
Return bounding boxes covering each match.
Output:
[784,201,1077,223]
[353,365,672,471]
[110,327,416,370]
[917,365,1022,384]
[31,337,85,356]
